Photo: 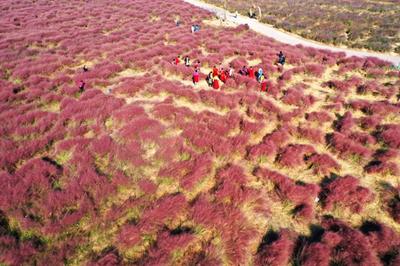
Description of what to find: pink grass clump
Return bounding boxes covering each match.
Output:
[379,124,400,149]
[322,79,351,94]
[298,242,331,266]
[191,195,257,265]
[214,165,267,209]
[112,104,146,123]
[255,168,320,206]
[321,175,374,212]
[297,126,326,144]
[180,153,213,190]
[359,115,382,130]
[119,116,165,141]
[247,140,277,161]
[349,131,377,146]
[277,144,316,168]
[304,63,325,77]
[329,132,373,161]
[360,221,400,258]
[255,229,297,266]
[305,111,333,124]
[335,111,355,133]
[365,160,399,176]
[282,87,316,107]
[375,149,399,162]
[298,217,384,266]
[118,193,188,248]
[140,230,194,265]
[306,153,341,175]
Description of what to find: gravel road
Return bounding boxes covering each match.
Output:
[184,0,400,66]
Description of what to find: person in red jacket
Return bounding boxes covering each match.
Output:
[261,80,267,92]
[213,76,220,90]
[219,69,227,83]
[248,66,255,79]
[212,65,219,77]
[193,69,200,85]
[173,56,180,65]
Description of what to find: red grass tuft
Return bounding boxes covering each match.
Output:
[305,111,333,124]
[306,153,341,175]
[255,168,320,205]
[321,175,374,212]
[329,132,373,160]
[255,229,296,266]
[277,144,316,168]
[297,126,326,144]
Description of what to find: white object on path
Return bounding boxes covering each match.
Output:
[183,0,400,66]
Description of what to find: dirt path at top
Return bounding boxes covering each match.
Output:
[184,0,400,66]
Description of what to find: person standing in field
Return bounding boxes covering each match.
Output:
[239,65,248,75]
[194,60,201,70]
[207,71,213,87]
[79,80,85,92]
[259,73,265,84]
[173,56,180,65]
[193,69,199,85]
[219,69,227,83]
[261,79,267,92]
[212,65,219,77]
[229,65,234,77]
[184,56,190,67]
[278,51,286,66]
[248,66,255,79]
[213,76,220,90]
[257,67,263,81]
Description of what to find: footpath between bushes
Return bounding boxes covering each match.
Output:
[183,0,400,66]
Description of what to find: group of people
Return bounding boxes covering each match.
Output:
[206,65,234,89]
[173,55,202,85]
[173,51,288,91]
[239,65,266,82]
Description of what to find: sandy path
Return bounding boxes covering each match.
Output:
[184,0,400,66]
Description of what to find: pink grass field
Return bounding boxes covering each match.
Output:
[0,0,400,265]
